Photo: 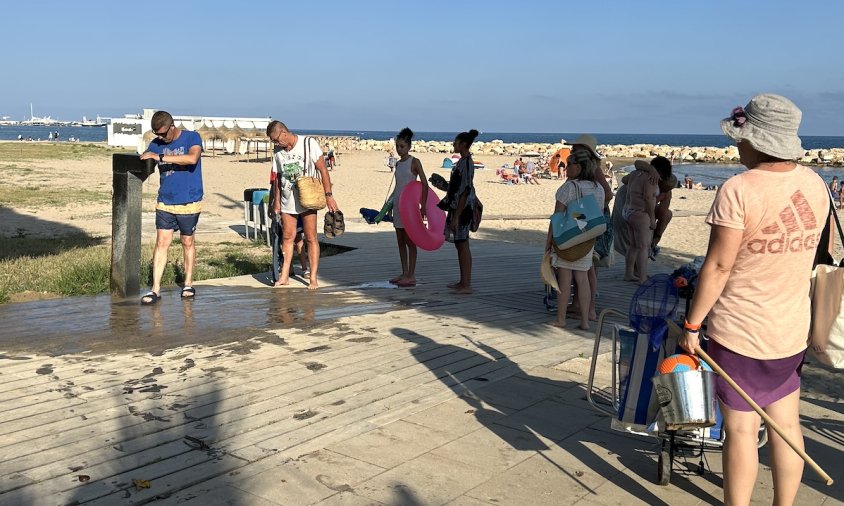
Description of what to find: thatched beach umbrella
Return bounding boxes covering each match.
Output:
[216,125,234,154]
[138,130,156,154]
[195,123,223,155]
[227,124,249,154]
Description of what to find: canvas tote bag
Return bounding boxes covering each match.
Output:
[550,180,607,250]
[809,189,844,369]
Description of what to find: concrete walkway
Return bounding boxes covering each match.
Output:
[0,223,840,505]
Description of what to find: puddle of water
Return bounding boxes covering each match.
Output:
[328,281,397,291]
[0,286,400,356]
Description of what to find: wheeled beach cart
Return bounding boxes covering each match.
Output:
[585,308,726,485]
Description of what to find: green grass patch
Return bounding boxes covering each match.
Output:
[0,183,111,208]
[0,143,120,162]
[0,237,350,304]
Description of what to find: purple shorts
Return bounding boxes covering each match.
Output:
[708,339,805,412]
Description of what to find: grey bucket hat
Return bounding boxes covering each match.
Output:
[720,94,805,160]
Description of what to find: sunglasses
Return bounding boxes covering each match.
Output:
[154,123,173,138]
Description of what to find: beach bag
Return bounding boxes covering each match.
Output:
[470,198,483,232]
[429,173,449,192]
[295,137,327,210]
[297,176,326,210]
[551,181,607,249]
[809,189,844,369]
[553,238,596,262]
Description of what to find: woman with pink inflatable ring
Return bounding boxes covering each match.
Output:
[389,127,430,287]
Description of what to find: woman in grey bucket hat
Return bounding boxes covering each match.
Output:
[720,93,806,160]
[680,93,829,504]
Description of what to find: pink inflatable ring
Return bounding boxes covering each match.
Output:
[399,180,445,251]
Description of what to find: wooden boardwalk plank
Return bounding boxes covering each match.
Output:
[0,233,682,504]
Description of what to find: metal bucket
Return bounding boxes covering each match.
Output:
[652,370,717,430]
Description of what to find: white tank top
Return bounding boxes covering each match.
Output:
[394,156,416,197]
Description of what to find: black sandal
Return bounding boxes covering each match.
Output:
[181,286,196,299]
[141,291,161,305]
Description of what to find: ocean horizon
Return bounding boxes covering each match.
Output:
[2,125,844,150]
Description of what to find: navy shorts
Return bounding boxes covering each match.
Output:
[156,210,200,236]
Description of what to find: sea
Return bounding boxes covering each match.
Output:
[2,125,843,188]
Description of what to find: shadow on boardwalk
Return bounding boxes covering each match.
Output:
[391,327,722,505]
[0,365,236,504]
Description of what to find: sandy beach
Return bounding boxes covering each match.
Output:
[6,141,842,268]
[0,147,752,271]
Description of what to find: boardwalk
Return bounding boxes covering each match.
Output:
[0,224,840,505]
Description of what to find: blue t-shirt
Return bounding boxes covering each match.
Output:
[146,130,204,205]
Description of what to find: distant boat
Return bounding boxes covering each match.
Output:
[72,114,108,127]
[20,104,67,126]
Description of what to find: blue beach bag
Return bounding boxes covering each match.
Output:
[551,182,607,249]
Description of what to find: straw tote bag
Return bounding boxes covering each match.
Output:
[810,189,844,369]
[553,237,597,262]
[295,137,327,210]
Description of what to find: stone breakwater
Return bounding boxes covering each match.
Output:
[315,136,844,166]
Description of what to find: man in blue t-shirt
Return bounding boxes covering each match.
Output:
[139,110,204,305]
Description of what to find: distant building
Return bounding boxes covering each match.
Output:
[108,109,272,154]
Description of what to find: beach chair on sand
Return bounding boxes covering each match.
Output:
[496,168,519,185]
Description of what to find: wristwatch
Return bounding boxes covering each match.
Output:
[325,192,333,197]
[159,152,165,163]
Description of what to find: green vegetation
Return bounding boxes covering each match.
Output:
[0,237,350,304]
[0,183,111,208]
[0,238,270,303]
[0,142,120,162]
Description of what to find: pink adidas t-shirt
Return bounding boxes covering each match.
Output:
[705,165,829,359]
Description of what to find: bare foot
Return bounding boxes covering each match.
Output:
[453,286,473,294]
[623,276,640,283]
[579,322,591,331]
[549,321,567,329]
[273,277,290,287]
[307,278,319,290]
[447,281,463,289]
[389,275,404,284]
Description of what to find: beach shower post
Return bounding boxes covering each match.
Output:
[111,154,156,297]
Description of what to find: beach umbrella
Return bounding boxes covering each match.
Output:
[216,125,234,154]
[226,124,249,154]
[195,123,223,154]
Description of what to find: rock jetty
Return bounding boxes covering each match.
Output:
[315,136,844,166]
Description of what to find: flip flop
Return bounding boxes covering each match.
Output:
[141,291,160,305]
[181,286,196,299]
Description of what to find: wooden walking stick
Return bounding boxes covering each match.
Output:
[696,347,833,486]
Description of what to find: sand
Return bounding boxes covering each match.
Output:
[6,135,844,268]
[0,149,726,267]
[26,144,844,268]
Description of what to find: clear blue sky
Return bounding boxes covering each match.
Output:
[3,0,843,135]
